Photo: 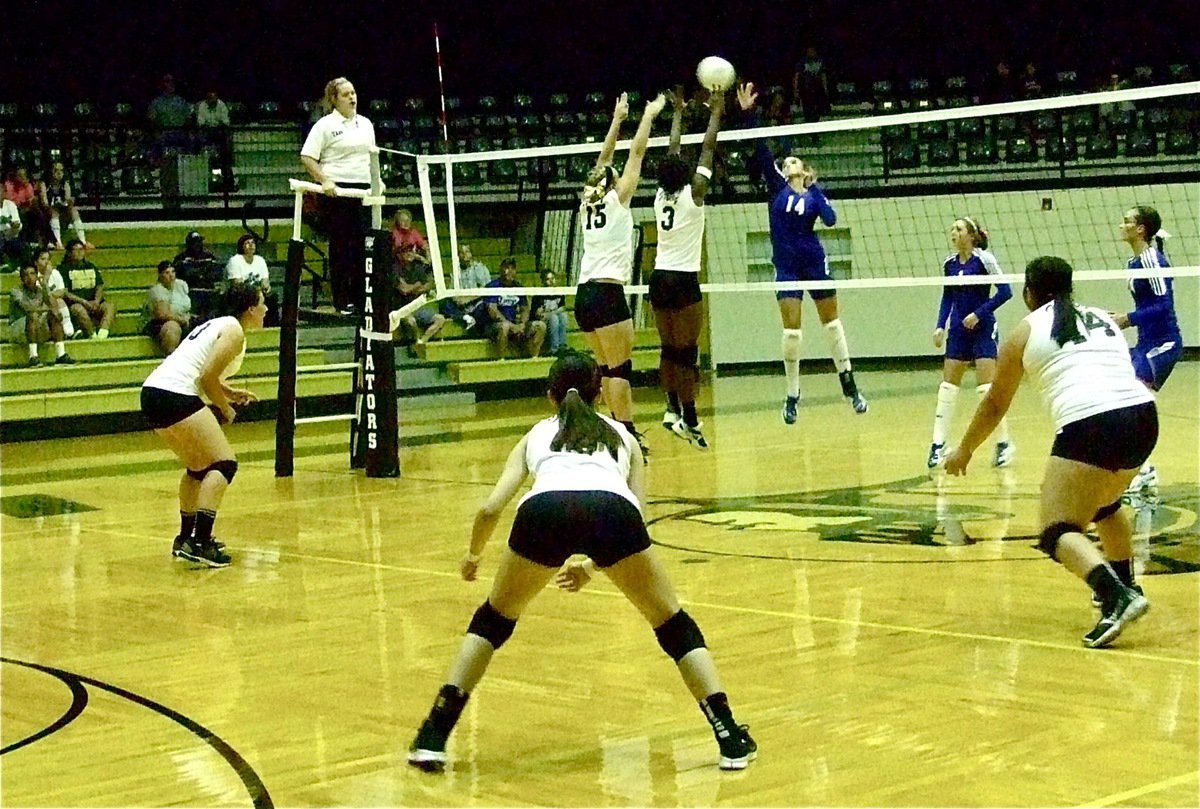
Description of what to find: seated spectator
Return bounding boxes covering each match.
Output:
[389,252,445,345]
[390,208,430,271]
[532,270,568,354]
[173,230,220,321]
[8,264,73,366]
[1021,62,1042,98]
[225,234,279,325]
[438,243,490,332]
[34,246,75,338]
[4,166,50,246]
[0,192,26,265]
[195,88,231,129]
[60,239,115,338]
[483,257,545,358]
[142,260,193,354]
[196,88,234,193]
[39,161,92,250]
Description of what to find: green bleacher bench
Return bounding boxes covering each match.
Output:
[1,327,281,368]
[416,328,659,363]
[1,267,156,293]
[447,347,658,384]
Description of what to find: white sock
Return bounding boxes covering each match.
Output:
[97,327,109,339]
[50,217,63,245]
[72,217,86,244]
[933,381,958,445]
[54,341,66,357]
[28,343,38,359]
[781,328,803,398]
[977,383,1010,445]
[823,319,852,374]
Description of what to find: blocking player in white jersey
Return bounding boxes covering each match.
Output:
[140,282,268,567]
[407,352,756,773]
[575,91,667,458]
[652,86,724,449]
[945,257,1154,648]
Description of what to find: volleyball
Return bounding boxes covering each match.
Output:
[696,56,736,92]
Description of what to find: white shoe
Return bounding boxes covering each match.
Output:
[463,314,476,330]
[671,419,709,449]
[662,409,681,431]
[993,441,1014,468]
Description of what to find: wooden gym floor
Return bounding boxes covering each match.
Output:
[1,363,1197,807]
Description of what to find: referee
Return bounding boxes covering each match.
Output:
[300,77,376,315]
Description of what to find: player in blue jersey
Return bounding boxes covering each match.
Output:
[736,82,867,423]
[928,217,1014,469]
[1113,205,1181,492]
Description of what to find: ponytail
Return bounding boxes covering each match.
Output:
[1049,294,1082,347]
[551,388,623,460]
[1025,255,1081,347]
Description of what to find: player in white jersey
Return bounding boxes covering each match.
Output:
[651,86,724,450]
[140,282,268,568]
[408,352,756,773]
[945,257,1154,648]
[575,91,667,458]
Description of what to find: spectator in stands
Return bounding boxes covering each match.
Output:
[38,161,91,250]
[8,264,73,366]
[484,257,546,358]
[1021,63,1043,98]
[439,242,490,332]
[984,61,1019,104]
[147,74,195,162]
[4,166,50,246]
[60,239,115,339]
[225,235,279,326]
[196,88,234,194]
[173,230,220,321]
[300,76,376,316]
[143,260,194,355]
[792,46,830,124]
[391,208,431,270]
[533,270,568,354]
[0,192,25,265]
[389,248,445,345]
[34,246,75,339]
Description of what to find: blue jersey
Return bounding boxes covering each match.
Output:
[751,140,836,268]
[484,279,524,322]
[936,249,1012,330]
[1127,247,1180,348]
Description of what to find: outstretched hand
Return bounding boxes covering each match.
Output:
[736,82,758,111]
[644,93,667,117]
[670,84,687,112]
[943,447,970,475]
[708,88,726,115]
[613,92,629,122]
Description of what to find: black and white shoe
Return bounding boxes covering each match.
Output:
[717,724,758,771]
[671,419,709,450]
[177,538,231,568]
[407,720,449,772]
[1083,586,1149,648]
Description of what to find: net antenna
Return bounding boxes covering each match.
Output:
[426,21,461,300]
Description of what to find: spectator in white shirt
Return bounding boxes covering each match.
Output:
[225,235,278,325]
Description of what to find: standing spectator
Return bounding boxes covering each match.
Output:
[225,235,279,325]
[173,231,220,322]
[388,249,445,345]
[484,257,546,358]
[390,208,431,270]
[143,260,194,355]
[147,74,194,162]
[439,242,490,331]
[792,46,830,123]
[60,239,115,338]
[34,246,75,338]
[983,61,1018,104]
[38,161,92,250]
[196,88,234,193]
[4,166,49,246]
[0,192,25,265]
[300,76,376,315]
[8,264,73,366]
[533,270,568,354]
[1021,63,1043,98]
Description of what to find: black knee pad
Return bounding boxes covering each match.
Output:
[677,345,699,369]
[608,359,633,380]
[466,600,516,649]
[203,459,239,484]
[1093,499,1122,523]
[599,364,613,378]
[654,610,706,662]
[186,468,206,481]
[1038,521,1082,561]
[660,344,685,365]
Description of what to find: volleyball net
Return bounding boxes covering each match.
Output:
[413,80,1200,305]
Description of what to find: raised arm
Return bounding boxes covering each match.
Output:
[691,91,725,204]
[596,93,630,169]
[668,86,685,156]
[737,83,783,195]
[615,94,667,204]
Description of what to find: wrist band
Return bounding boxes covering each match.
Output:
[465,551,482,564]
[694,165,713,179]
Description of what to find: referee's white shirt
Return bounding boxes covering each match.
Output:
[301,111,376,185]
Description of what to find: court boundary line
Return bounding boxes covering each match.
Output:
[1084,769,1199,807]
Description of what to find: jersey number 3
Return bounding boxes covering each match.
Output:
[659,205,675,231]
[584,203,607,230]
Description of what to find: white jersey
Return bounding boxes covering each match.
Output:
[1022,302,1154,431]
[143,316,246,397]
[519,413,639,510]
[654,184,705,272]
[578,188,634,285]
[300,111,376,185]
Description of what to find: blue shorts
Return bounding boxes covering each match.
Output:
[945,322,998,362]
[776,258,835,301]
[1131,340,1181,391]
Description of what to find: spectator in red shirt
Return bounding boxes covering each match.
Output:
[390,208,430,270]
[4,166,49,245]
